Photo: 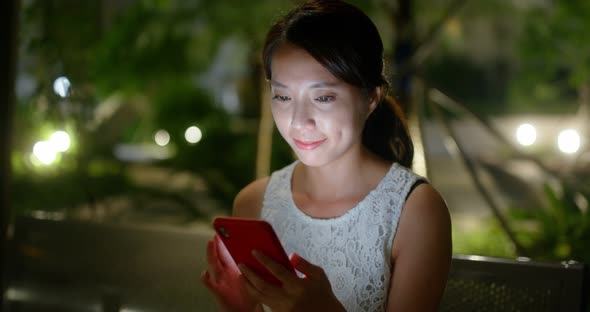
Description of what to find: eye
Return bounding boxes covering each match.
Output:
[315,95,335,103]
[272,94,291,102]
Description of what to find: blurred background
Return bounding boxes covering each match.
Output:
[1,0,589,311]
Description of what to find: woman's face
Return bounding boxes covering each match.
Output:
[269,44,377,167]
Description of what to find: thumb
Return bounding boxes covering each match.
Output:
[290,253,323,278]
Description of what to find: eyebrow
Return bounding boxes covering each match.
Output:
[270,80,339,89]
[270,80,288,88]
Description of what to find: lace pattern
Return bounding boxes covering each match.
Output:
[261,161,423,311]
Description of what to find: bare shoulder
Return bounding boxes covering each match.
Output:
[232,176,270,219]
[395,182,451,254]
[406,183,449,220]
[387,183,452,310]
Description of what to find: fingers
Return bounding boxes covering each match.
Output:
[239,263,281,298]
[206,239,216,279]
[290,253,324,279]
[206,238,224,282]
[201,270,234,305]
[214,234,237,267]
[239,272,266,301]
[253,250,297,284]
[201,270,214,290]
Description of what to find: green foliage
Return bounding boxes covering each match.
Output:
[425,54,509,115]
[152,80,224,134]
[511,0,590,112]
[452,217,516,258]
[13,0,299,220]
[520,1,590,86]
[509,180,590,264]
[93,1,207,95]
[21,1,103,85]
[11,160,131,214]
[451,175,590,264]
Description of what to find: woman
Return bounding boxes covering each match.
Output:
[202,1,452,311]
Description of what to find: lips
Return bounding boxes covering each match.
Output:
[293,138,327,150]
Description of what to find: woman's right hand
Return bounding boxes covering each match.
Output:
[201,234,259,312]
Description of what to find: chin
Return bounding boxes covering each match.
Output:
[297,159,325,167]
[293,152,327,167]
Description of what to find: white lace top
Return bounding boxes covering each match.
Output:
[261,161,424,312]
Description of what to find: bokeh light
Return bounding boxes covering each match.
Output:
[154,129,171,146]
[557,129,581,154]
[53,76,71,98]
[515,123,537,146]
[49,130,71,152]
[184,126,202,144]
[33,141,57,165]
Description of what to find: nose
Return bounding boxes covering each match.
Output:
[291,100,316,130]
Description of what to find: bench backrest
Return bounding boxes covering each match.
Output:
[440,254,588,312]
[9,217,589,311]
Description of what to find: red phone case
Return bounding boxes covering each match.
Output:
[213,217,296,286]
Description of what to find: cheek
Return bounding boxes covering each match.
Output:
[271,106,290,135]
[319,110,362,137]
[352,102,370,131]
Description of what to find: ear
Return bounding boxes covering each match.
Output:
[367,87,382,117]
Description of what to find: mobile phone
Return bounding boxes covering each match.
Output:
[213,217,295,286]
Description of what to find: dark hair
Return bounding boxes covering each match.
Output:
[262,0,414,167]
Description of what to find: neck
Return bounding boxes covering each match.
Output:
[294,147,388,201]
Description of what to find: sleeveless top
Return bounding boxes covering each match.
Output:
[261,161,425,312]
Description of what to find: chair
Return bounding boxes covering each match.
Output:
[440,254,588,312]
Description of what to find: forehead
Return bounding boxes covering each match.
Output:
[270,44,339,85]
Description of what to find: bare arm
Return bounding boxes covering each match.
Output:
[386,183,452,311]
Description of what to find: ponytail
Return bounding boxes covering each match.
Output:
[362,96,414,168]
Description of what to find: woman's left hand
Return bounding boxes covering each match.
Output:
[238,251,346,312]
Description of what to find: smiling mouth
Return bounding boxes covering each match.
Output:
[293,139,327,150]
